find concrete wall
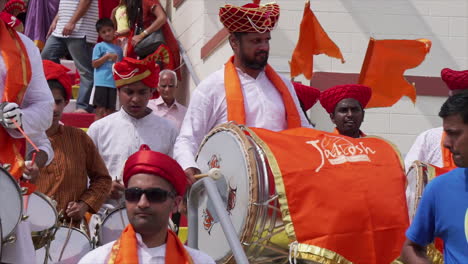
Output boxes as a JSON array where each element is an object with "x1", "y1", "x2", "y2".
[{"x1": 169, "y1": 0, "x2": 468, "y2": 154}]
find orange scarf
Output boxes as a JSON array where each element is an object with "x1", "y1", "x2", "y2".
[
  {"x1": 440, "y1": 131, "x2": 456, "y2": 169},
  {"x1": 224, "y1": 56, "x2": 301, "y2": 128},
  {"x1": 0, "y1": 20, "x2": 31, "y2": 179},
  {"x1": 332, "y1": 127, "x2": 366, "y2": 137},
  {"x1": 107, "y1": 225, "x2": 193, "y2": 264}
]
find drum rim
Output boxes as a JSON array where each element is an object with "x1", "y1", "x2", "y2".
[
  {"x1": 0, "y1": 166, "x2": 23, "y2": 241},
  {"x1": 195, "y1": 122, "x2": 263, "y2": 263},
  {"x1": 97, "y1": 206, "x2": 128, "y2": 245},
  {"x1": 27, "y1": 191, "x2": 59, "y2": 230}
]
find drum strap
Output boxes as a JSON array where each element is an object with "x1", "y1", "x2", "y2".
[
  {"x1": 224, "y1": 56, "x2": 302, "y2": 129},
  {"x1": 0, "y1": 20, "x2": 31, "y2": 179},
  {"x1": 107, "y1": 225, "x2": 193, "y2": 264},
  {"x1": 440, "y1": 131, "x2": 456, "y2": 169}
]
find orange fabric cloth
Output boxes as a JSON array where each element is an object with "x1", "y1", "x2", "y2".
[
  {"x1": 107, "y1": 224, "x2": 193, "y2": 264},
  {"x1": 440, "y1": 131, "x2": 457, "y2": 170},
  {"x1": 289, "y1": 1, "x2": 344, "y2": 80},
  {"x1": 332, "y1": 127, "x2": 366, "y2": 137},
  {"x1": 249, "y1": 127, "x2": 408, "y2": 263},
  {"x1": 0, "y1": 20, "x2": 31, "y2": 179},
  {"x1": 224, "y1": 57, "x2": 302, "y2": 129},
  {"x1": 358, "y1": 38, "x2": 431, "y2": 108}
]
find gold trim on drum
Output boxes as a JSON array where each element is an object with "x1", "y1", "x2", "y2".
[{"x1": 245, "y1": 128, "x2": 353, "y2": 264}]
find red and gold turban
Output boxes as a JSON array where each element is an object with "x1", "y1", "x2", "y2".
[
  {"x1": 219, "y1": 3, "x2": 280, "y2": 33},
  {"x1": 441, "y1": 68, "x2": 468, "y2": 91},
  {"x1": 113, "y1": 57, "x2": 158, "y2": 89},
  {"x1": 42, "y1": 60, "x2": 72, "y2": 100},
  {"x1": 4, "y1": 0, "x2": 26, "y2": 15},
  {"x1": 319, "y1": 84, "x2": 372, "y2": 113},
  {"x1": 123, "y1": 145, "x2": 187, "y2": 196},
  {"x1": 293, "y1": 82, "x2": 320, "y2": 111}
]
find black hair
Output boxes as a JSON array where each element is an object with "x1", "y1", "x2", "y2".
[
  {"x1": 96, "y1": 18, "x2": 114, "y2": 32},
  {"x1": 439, "y1": 91, "x2": 468, "y2": 124},
  {"x1": 232, "y1": 32, "x2": 247, "y2": 41},
  {"x1": 126, "y1": 0, "x2": 142, "y2": 29},
  {"x1": 47, "y1": 80, "x2": 68, "y2": 100}
]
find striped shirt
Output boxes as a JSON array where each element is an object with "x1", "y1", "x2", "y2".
[
  {"x1": 36, "y1": 125, "x2": 112, "y2": 216},
  {"x1": 52, "y1": 0, "x2": 99, "y2": 43}
]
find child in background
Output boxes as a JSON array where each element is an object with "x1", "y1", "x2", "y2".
[
  {"x1": 91, "y1": 18, "x2": 123, "y2": 120},
  {"x1": 111, "y1": 0, "x2": 129, "y2": 55}
]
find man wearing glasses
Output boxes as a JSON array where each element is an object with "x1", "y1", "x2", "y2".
[
  {"x1": 79, "y1": 145, "x2": 214, "y2": 263},
  {"x1": 148, "y1": 69, "x2": 187, "y2": 131}
]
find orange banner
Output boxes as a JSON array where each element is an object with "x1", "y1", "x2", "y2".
[
  {"x1": 359, "y1": 38, "x2": 431, "y2": 108},
  {"x1": 289, "y1": 1, "x2": 344, "y2": 80},
  {"x1": 248, "y1": 127, "x2": 408, "y2": 264}
]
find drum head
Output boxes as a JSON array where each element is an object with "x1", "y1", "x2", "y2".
[
  {"x1": 99, "y1": 208, "x2": 129, "y2": 245},
  {"x1": 41, "y1": 227, "x2": 92, "y2": 264},
  {"x1": 27, "y1": 192, "x2": 57, "y2": 232},
  {"x1": 406, "y1": 161, "x2": 428, "y2": 222},
  {"x1": 0, "y1": 168, "x2": 23, "y2": 240},
  {"x1": 195, "y1": 125, "x2": 257, "y2": 262}
]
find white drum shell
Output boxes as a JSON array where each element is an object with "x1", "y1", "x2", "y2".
[{"x1": 0, "y1": 168, "x2": 23, "y2": 240}]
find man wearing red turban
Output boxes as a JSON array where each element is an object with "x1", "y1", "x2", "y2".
[
  {"x1": 79, "y1": 145, "x2": 215, "y2": 264},
  {"x1": 405, "y1": 68, "x2": 468, "y2": 171},
  {"x1": 87, "y1": 57, "x2": 178, "y2": 218},
  {"x1": 319, "y1": 84, "x2": 372, "y2": 138},
  {"x1": 174, "y1": 3, "x2": 311, "y2": 182}
]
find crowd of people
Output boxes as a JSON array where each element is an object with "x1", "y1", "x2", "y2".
[{"x1": 1, "y1": 0, "x2": 467, "y2": 263}]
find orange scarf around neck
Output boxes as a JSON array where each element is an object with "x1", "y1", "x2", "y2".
[
  {"x1": 0, "y1": 20, "x2": 31, "y2": 179},
  {"x1": 107, "y1": 225, "x2": 193, "y2": 264},
  {"x1": 224, "y1": 56, "x2": 301, "y2": 129},
  {"x1": 441, "y1": 131, "x2": 456, "y2": 169}
]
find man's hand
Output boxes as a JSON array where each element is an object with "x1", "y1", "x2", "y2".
[
  {"x1": 110, "y1": 180, "x2": 125, "y2": 200},
  {"x1": 23, "y1": 160, "x2": 39, "y2": 182},
  {"x1": 0, "y1": 102, "x2": 22, "y2": 129},
  {"x1": 47, "y1": 16, "x2": 58, "y2": 38},
  {"x1": 184, "y1": 167, "x2": 201, "y2": 184},
  {"x1": 66, "y1": 201, "x2": 89, "y2": 222},
  {"x1": 131, "y1": 34, "x2": 145, "y2": 46},
  {"x1": 106, "y1": 53, "x2": 118, "y2": 62},
  {"x1": 62, "y1": 22, "x2": 76, "y2": 36}
]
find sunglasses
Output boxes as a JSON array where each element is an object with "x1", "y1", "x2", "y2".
[{"x1": 124, "y1": 187, "x2": 175, "y2": 203}]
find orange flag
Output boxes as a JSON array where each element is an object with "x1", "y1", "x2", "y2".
[
  {"x1": 359, "y1": 38, "x2": 431, "y2": 108},
  {"x1": 289, "y1": 0, "x2": 344, "y2": 80}
]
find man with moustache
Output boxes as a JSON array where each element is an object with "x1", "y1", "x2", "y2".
[{"x1": 174, "y1": 3, "x2": 311, "y2": 183}]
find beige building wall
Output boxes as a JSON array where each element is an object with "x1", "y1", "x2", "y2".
[{"x1": 168, "y1": 0, "x2": 468, "y2": 155}]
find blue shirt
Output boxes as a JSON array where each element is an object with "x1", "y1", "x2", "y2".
[
  {"x1": 92, "y1": 42, "x2": 123, "y2": 88},
  {"x1": 406, "y1": 168, "x2": 468, "y2": 263}
]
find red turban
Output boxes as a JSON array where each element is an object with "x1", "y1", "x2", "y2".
[
  {"x1": 319, "y1": 84, "x2": 372, "y2": 113},
  {"x1": 293, "y1": 82, "x2": 320, "y2": 111},
  {"x1": 123, "y1": 145, "x2": 187, "y2": 196},
  {"x1": 42, "y1": 60, "x2": 72, "y2": 100},
  {"x1": 441, "y1": 68, "x2": 468, "y2": 91},
  {"x1": 113, "y1": 57, "x2": 159, "y2": 89},
  {"x1": 4, "y1": 0, "x2": 26, "y2": 15},
  {"x1": 219, "y1": 3, "x2": 280, "y2": 33}
]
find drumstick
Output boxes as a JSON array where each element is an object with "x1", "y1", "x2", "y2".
[
  {"x1": 11, "y1": 119, "x2": 40, "y2": 152},
  {"x1": 59, "y1": 195, "x2": 76, "y2": 261},
  {"x1": 194, "y1": 168, "x2": 222, "y2": 180}
]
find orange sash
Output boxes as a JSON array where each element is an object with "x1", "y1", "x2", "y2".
[
  {"x1": 107, "y1": 225, "x2": 193, "y2": 264},
  {"x1": 248, "y1": 127, "x2": 408, "y2": 264},
  {"x1": 224, "y1": 57, "x2": 301, "y2": 128},
  {"x1": 0, "y1": 20, "x2": 31, "y2": 179},
  {"x1": 440, "y1": 131, "x2": 456, "y2": 169}
]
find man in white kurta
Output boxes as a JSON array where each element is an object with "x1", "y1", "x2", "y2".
[
  {"x1": 174, "y1": 3, "x2": 311, "y2": 181},
  {"x1": 404, "y1": 68, "x2": 467, "y2": 172},
  {"x1": 0, "y1": 11, "x2": 54, "y2": 264}
]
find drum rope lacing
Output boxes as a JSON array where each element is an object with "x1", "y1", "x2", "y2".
[{"x1": 289, "y1": 241, "x2": 299, "y2": 264}]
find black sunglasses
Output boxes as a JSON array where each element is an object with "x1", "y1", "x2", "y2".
[{"x1": 124, "y1": 187, "x2": 175, "y2": 203}]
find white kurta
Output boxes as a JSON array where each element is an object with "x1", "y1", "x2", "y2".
[
  {"x1": 174, "y1": 67, "x2": 312, "y2": 170},
  {"x1": 0, "y1": 33, "x2": 54, "y2": 264},
  {"x1": 0, "y1": 33, "x2": 54, "y2": 164},
  {"x1": 404, "y1": 127, "x2": 444, "y2": 172},
  {"x1": 78, "y1": 233, "x2": 215, "y2": 264}
]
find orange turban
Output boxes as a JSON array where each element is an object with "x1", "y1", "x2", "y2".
[
  {"x1": 123, "y1": 145, "x2": 187, "y2": 196},
  {"x1": 293, "y1": 82, "x2": 320, "y2": 111},
  {"x1": 112, "y1": 57, "x2": 158, "y2": 89},
  {"x1": 219, "y1": 3, "x2": 280, "y2": 33},
  {"x1": 319, "y1": 84, "x2": 372, "y2": 113},
  {"x1": 42, "y1": 60, "x2": 72, "y2": 100},
  {"x1": 441, "y1": 68, "x2": 468, "y2": 91}
]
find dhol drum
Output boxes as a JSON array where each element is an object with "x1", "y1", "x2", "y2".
[
  {"x1": 96, "y1": 207, "x2": 177, "y2": 246},
  {"x1": 0, "y1": 167, "x2": 23, "y2": 242},
  {"x1": 26, "y1": 192, "x2": 58, "y2": 249},
  {"x1": 35, "y1": 227, "x2": 92, "y2": 264},
  {"x1": 193, "y1": 123, "x2": 289, "y2": 263},
  {"x1": 405, "y1": 160, "x2": 444, "y2": 264}
]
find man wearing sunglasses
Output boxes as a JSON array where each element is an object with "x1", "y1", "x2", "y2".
[{"x1": 79, "y1": 145, "x2": 214, "y2": 263}]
